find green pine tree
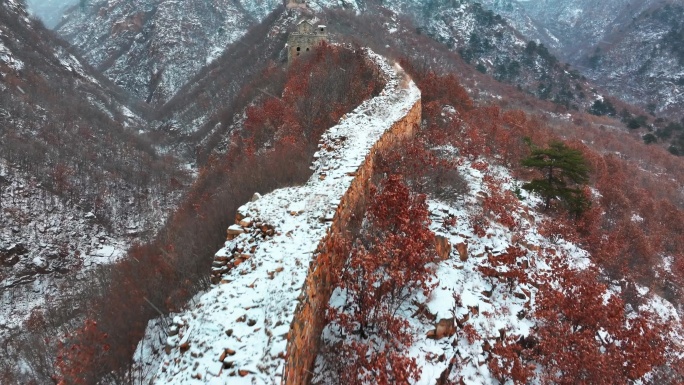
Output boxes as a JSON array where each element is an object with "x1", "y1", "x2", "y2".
[{"x1": 522, "y1": 141, "x2": 590, "y2": 215}]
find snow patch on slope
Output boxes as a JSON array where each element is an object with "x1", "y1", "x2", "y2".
[{"x1": 0, "y1": 39, "x2": 24, "y2": 71}]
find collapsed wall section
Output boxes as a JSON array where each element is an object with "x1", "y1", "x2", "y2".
[{"x1": 151, "y1": 52, "x2": 420, "y2": 385}]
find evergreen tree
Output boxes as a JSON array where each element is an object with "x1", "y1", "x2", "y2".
[{"x1": 522, "y1": 141, "x2": 590, "y2": 215}]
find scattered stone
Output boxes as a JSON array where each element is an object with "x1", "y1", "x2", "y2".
[
  {"x1": 435, "y1": 235, "x2": 451, "y2": 261},
  {"x1": 212, "y1": 260, "x2": 228, "y2": 268},
  {"x1": 456, "y1": 242, "x2": 468, "y2": 262},
  {"x1": 239, "y1": 217, "x2": 253, "y2": 228},
  {"x1": 435, "y1": 318, "x2": 456, "y2": 339},
  {"x1": 456, "y1": 313, "x2": 470, "y2": 328},
  {"x1": 226, "y1": 225, "x2": 245, "y2": 240}
]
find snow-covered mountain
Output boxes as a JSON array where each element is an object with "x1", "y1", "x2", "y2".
[
  {"x1": 578, "y1": 3, "x2": 684, "y2": 119},
  {"x1": 54, "y1": 0, "x2": 365, "y2": 106},
  {"x1": 4, "y1": 0, "x2": 684, "y2": 383},
  {"x1": 479, "y1": 0, "x2": 655, "y2": 60},
  {"x1": 478, "y1": 0, "x2": 684, "y2": 120}
]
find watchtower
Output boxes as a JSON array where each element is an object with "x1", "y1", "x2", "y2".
[{"x1": 287, "y1": 18, "x2": 328, "y2": 63}]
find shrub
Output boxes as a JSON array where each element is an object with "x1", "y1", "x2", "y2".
[
  {"x1": 521, "y1": 141, "x2": 591, "y2": 215},
  {"x1": 327, "y1": 175, "x2": 436, "y2": 384}
]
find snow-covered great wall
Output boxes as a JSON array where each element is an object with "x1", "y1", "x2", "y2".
[{"x1": 148, "y1": 52, "x2": 421, "y2": 385}]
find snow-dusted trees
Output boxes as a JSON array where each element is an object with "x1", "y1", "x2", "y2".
[
  {"x1": 534, "y1": 264, "x2": 668, "y2": 385},
  {"x1": 54, "y1": 320, "x2": 110, "y2": 385}
]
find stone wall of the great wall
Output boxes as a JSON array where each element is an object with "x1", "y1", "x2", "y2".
[{"x1": 283, "y1": 99, "x2": 422, "y2": 385}]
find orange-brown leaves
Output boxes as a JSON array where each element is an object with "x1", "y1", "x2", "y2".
[
  {"x1": 328, "y1": 175, "x2": 436, "y2": 385},
  {"x1": 534, "y1": 265, "x2": 668, "y2": 385},
  {"x1": 55, "y1": 320, "x2": 110, "y2": 385}
]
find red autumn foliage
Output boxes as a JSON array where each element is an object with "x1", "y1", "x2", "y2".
[
  {"x1": 328, "y1": 175, "x2": 436, "y2": 384},
  {"x1": 488, "y1": 336, "x2": 536, "y2": 385},
  {"x1": 481, "y1": 175, "x2": 520, "y2": 231},
  {"x1": 374, "y1": 137, "x2": 468, "y2": 203},
  {"x1": 478, "y1": 245, "x2": 529, "y2": 291},
  {"x1": 534, "y1": 263, "x2": 668, "y2": 385},
  {"x1": 54, "y1": 320, "x2": 110, "y2": 385}
]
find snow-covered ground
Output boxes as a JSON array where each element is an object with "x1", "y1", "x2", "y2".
[
  {"x1": 139, "y1": 51, "x2": 420, "y2": 385},
  {"x1": 313, "y1": 153, "x2": 682, "y2": 384}
]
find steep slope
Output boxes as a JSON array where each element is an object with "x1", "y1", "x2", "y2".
[
  {"x1": 0, "y1": 0, "x2": 185, "y2": 345},
  {"x1": 141, "y1": 52, "x2": 421, "y2": 385},
  {"x1": 479, "y1": 0, "x2": 657, "y2": 60},
  {"x1": 54, "y1": 0, "x2": 360, "y2": 106},
  {"x1": 149, "y1": 9, "x2": 290, "y2": 162}
]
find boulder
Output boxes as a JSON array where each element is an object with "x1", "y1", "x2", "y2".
[
  {"x1": 456, "y1": 242, "x2": 468, "y2": 261},
  {"x1": 435, "y1": 235, "x2": 451, "y2": 261},
  {"x1": 435, "y1": 317, "x2": 456, "y2": 339},
  {"x1": 32, "y1": 257, "x2": 49, "y2": 271}
]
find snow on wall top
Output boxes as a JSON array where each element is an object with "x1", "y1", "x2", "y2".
[{"x1": 150, "y1": 51, "x2": 420, "y2": 385}]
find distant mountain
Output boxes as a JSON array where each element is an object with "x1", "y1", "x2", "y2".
[
  {"x1": 57, "y1": 0, "x2": 258, "y2": 105},
  {"x1": 479, "y1": 0, "x2": 655, "y2": 60},
  {"x1": 578, "y1": 3, "x2": 684, "y2": 119},
  {"x1": 54, "y1": 0, "x2": 362, "y2": 106},
  {"x1": 26, "y1": 0, "x2": 77, "y2": 28},
  {"x1": 477, "y1": 0, "x2": 684, "y2": 120}
]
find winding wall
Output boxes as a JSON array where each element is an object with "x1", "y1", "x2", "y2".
[
  {"x1": 283, "y1": 98, "x2": 421, "y2": 385},
  {"x1": 151, "y1": 53, "x2": 420, "y2": 385}
]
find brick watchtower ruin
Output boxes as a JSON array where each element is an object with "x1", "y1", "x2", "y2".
[{"x1": 287, "y1": 18, "x2": 328, "y2": 63}]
